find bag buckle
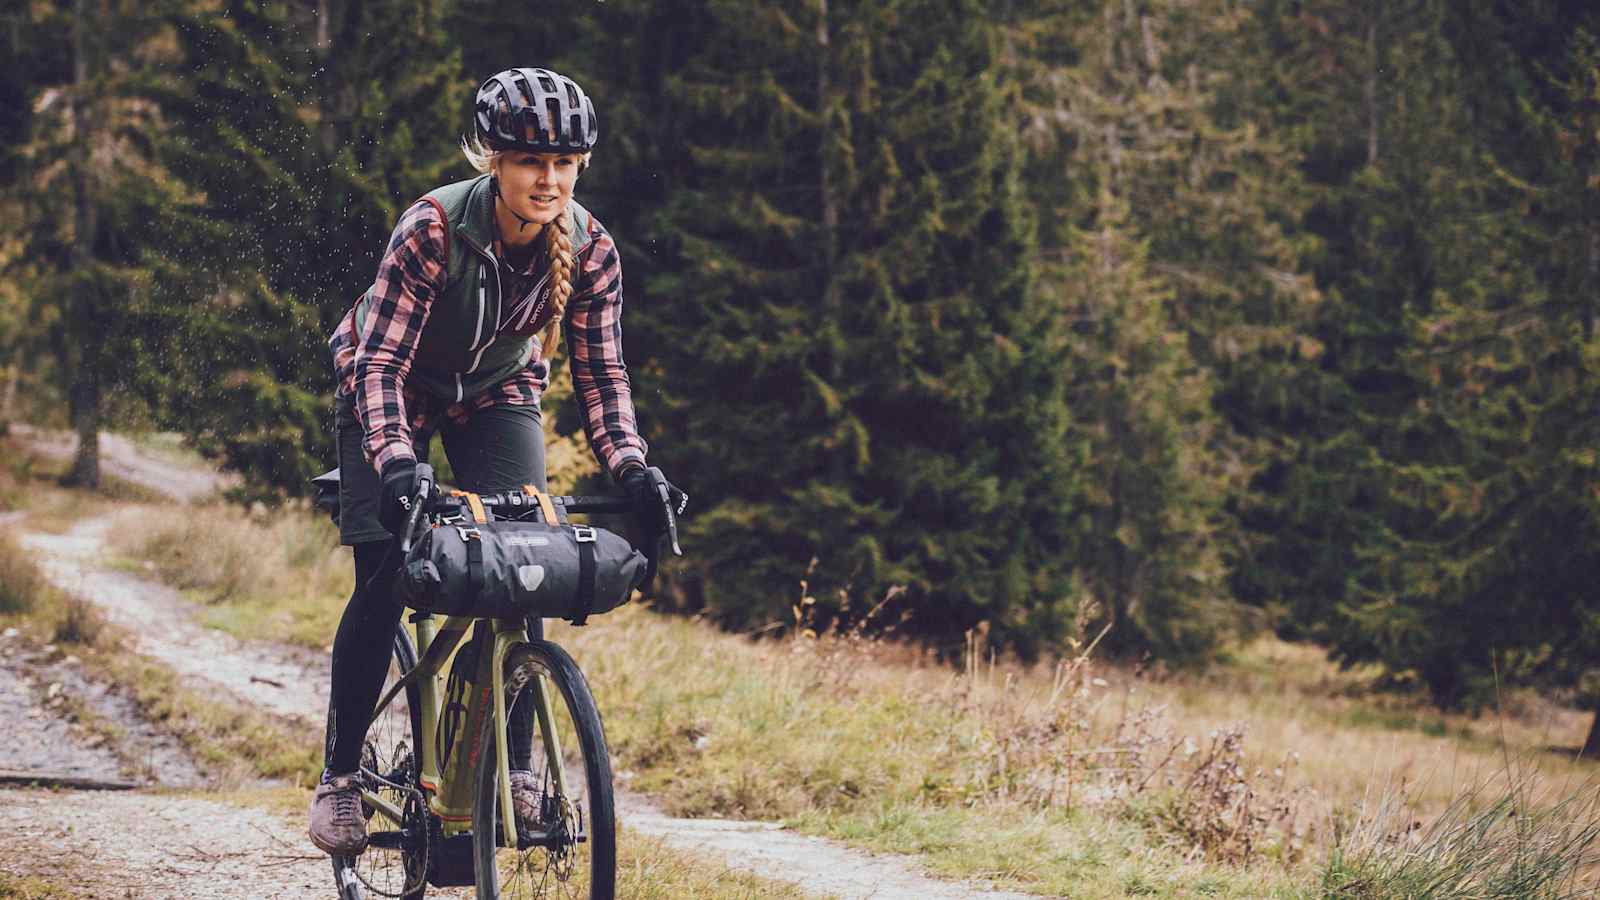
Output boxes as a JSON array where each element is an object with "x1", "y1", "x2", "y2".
[
  {"x1": 572, "y1": 525, "x2": 597, "y2": 543},
  {"x1": 455, "y1": 525, "x2": 482, "y2": 542}
]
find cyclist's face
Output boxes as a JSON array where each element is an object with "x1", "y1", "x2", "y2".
[{"x1": 493, "y1": 151, "x2": 580, "y2": 228}]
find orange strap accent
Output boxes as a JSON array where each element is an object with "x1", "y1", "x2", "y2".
[
  {"x1": 449, "y1": 491, "x2": 488, "y2": 524},
  {"x1": 522, "y1": 484, "x2": 559, "y2": 526}
]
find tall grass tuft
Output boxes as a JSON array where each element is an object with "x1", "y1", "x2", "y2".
[
  {"x1": 52, "y1": 594, "x2": 109, "y2": 647},
  {"x1": 1321, "y1": 778, "x2": 1600, "y2": 898},
  {"x1": 0, "y1": 531, "x2": 45, "y2": 615}
]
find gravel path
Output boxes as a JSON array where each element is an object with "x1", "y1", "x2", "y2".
[
  {"x1": 2, "y1": 789, "x2": 331, "y2": 900},
  {"x1": 621, "y1": 796, "x2": 1035, "y2": 900},
  {"x1": 0, "y1": 634, "x2": 126, "y2": 783},
  {"x1": 0, "y1": 628, "x2": 206, "y2": 788},
  {"x1": 20, "y1": 512, "x2": 330, "y2": 723}
]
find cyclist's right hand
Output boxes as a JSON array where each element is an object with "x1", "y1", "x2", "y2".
[{"x1": 379, "y1": 459, "x2": 419, "y2": 537}]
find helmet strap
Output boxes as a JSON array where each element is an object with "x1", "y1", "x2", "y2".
[{"x1": 490, "y1": 175, "x2": 539, "y2": 234}]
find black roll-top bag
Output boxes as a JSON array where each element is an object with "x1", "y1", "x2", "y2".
[{"x1": 397, "y1": 489, "x2": 646, "y2": 625}]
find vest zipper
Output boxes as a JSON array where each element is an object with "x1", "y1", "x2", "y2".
[
  {"x1": 461, "y1": 238, "x2": 503, "y2": 376},
  {"x1": 470, "y1": 264, "x2": 487, "y2": 350}
]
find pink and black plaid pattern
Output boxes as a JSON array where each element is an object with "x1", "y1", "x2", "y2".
[{"x1": 328, "y1": 199, "x2": 648, "y2": 479}]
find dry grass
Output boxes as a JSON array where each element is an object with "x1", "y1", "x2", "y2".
[
  {"x1": 537, "y1": 600, "x2": 1600, "y2": 896},
  {"x1": 0, "y1": 531, "x2": 47, "y2": 615},
  {"x1": 0, "y1": 873, "x2": 73, "y2": 899},
  {"x1": 51, "y1": 593, "x2": 109, "y2": 646},
  {"x1": 0, "y1": 527, "x2": 114, "y2": 651},
  {"x1": 1320, "y1": 778, "x2": 1600, "y2": 897},
  {"x1": 66, "y1": 476, "x2": 1600, "y2": 896},
  {"x1": 108, "y1": 501, "x2": 350, "y2": 649}
]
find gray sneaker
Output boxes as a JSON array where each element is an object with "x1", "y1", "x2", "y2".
[
  {"x1": 509, "y1": 769, "x2": 545, "y2": 832},
  {"x1": 309, "y1": 772, "x2": 369, "y2": 856}
]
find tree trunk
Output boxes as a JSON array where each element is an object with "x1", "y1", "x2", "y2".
[
  {"x1": 1584, "y1": 225, "x2": 1598, "y2": 338},
  {"x1": 0, "y1": 365, "x2": 17, "y2": 435},
  {"x1": 1584, "y1": 707, "x2": 1600, "y2": 759},
  {"x1": 1365, "y1": 6, "x2": 1380, "y2": 167},
  {"x1": 315, "y1": 0, "x2": 341, "y2": 157},
  {"x1": 815, "y1": 0, "x2": 847, "y2": 484},
  {"x1": 63, "y1": 0, "x2": 101, "y2": 489},
  {"x1": 65, "y1": 366, "x2": 101, "y2": 488}
]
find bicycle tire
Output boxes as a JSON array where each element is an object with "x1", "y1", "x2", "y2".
[
  {"x1": 473, "y1": 639, "x2": 616, "y2": 899},
  {"x1": 332, "y1": 623, "x2": 428, "y2": 900}
]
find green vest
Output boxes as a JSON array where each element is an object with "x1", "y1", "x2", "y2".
[{"x1": 354, "y1": 174, "x2": 595, "y2": 403}]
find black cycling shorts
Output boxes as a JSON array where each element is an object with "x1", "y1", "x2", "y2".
[{"x1": 334, "y1": 393, "x2": 547, "y2": 546}]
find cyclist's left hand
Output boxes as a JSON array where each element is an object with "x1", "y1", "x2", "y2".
[{"x1": 620, "y1": 464, "x2": 687, "y2": 542}]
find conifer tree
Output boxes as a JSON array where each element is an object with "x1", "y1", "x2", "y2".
[
  {"x1": 1213, "y1": 0, "x2": 1482, "y2": 650},
  {"x1": 1340, "y1": 6, "x2": 1600, "y2": 743},
  {"x1": 638, "y1": 0, "x2": 1078, "y2": 653},
  {"x1": 1004, "y1": 0, "x2": 1312, "y2": 658},
  {"x1": 1055, "y1": 179, "x2": 1237, "y2": 661},
  {"x1": 146, "y1": 0, "x2": 464, "y2": 495},
  {"x1": 1, "y1": 0, "x2": 180, "y2": 485}
]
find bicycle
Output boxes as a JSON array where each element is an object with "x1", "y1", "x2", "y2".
[{"x1": 314, "y1": 462, "x2": 681, "y2": 900}]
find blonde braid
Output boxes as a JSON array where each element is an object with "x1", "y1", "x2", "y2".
[{"x1": 540, "y1": 206, "x2": 577, "y2": 359}]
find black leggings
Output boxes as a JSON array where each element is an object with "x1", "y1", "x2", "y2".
[{"x1": 325, "y1": 396, "x2": 546, "y2": 775}]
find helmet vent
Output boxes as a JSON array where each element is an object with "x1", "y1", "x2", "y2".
[{"x1": 475, "y1": 67, "x2": 598, "y2": 154}]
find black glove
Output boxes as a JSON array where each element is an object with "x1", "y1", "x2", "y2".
[
  {"x1": 619, "y1": 464, "x2": 687, "y2": 544},
  {"x1": 378, "y1": 459, "x2": 419, "y2": 538}
]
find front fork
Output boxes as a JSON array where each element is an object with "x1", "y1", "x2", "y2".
[{"x1": 489, "y1": 619, "x2": 568, "y2": 849}]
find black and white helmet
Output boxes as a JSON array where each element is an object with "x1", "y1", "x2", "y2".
[{"x1": 474, "y1": 67, "x2": 598, "y2": 154}]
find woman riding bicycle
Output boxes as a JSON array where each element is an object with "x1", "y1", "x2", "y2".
[{"x1": 310, "y1": 67, "x2": 683, "y2": 857}]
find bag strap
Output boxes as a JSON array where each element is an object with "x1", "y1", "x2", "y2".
[
  {"x1": 571, "y1": 525, "x2": 597, "y2": 626},
  {"x1": 465, "y1": 528, "x2": 485, "y2": 594},
  {"x1": 521, "y1": 485, "x2": 560, "y2": 527},
  {"x1": 448, "y1": 490, "x2": 489, "y2": 524},
  {"x1": 444, "y1": 489, "x2": 489, "y2": 593}
]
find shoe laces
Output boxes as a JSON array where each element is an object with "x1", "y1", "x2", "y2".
[{"x1": 328, "y1": 776, "x2": 363, "y2": 825}]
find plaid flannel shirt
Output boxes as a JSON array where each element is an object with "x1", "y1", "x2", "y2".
[{"x1": 328, "y1": 199, "x2": 648, "y2": 479}]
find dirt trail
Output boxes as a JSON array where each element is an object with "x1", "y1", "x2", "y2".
[
  {"x1": 21, "y1": 512, "x2": 330, "y2": 723},
  {"x1": 3, "y1": 431, "x2": 1036, "y2": 899},
  {"x1": 8, "y1": 424, "x2": 238, "y2": 503}
]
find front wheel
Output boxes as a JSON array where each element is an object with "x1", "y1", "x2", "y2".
[{"x1": 473, "y1": 640, "x2": 616, "y2": 899}]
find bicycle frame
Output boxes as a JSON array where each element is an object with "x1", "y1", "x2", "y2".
[{"x1": 363, "y1": 612, "x2": 571, "y2": 850}]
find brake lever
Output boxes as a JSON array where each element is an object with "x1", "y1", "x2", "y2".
[
  {"x1": 647, "y1": 466, "x2": 684, "y2": 557},
  {"x1": 400, "y1": 463, "x2": 436, "y2": 555}
]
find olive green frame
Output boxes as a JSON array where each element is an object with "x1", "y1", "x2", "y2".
[{"x1": 362, "y1": 612, "x2": 570, "y2": 850}]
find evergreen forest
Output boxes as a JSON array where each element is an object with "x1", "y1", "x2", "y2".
[{"x1": 3, "y1": 0, "x2": 1599, "y2": 752}]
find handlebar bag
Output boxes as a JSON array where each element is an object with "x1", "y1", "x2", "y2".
[{"x1": 397, "y1": 519, "x2": 647, "y2": 624}]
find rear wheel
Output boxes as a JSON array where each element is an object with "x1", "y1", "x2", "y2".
[
  {"x1": 473, "y1": 640, "x2": 615, "y2": 899},
  {"x1": 332, "y1": 623, "x2": 428, "y2": 899}
]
